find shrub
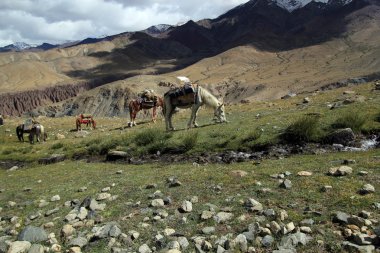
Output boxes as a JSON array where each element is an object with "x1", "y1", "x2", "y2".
[
  {"x1": 51, "y1": 143, "x2": 64, "y2": 149},
  {"x1": 332, "y1": 110, "x2": 366, "y2": 133},
  {"x1": 135, "y1": 129, "x2": 171, "y2": 146},
  {"x1": 182, "y1": 132, "x2": 198, "y2": 152},
  {"x1": 282, "y1": 114, "x2": 321, "y2": 143},
  {"x1": 241, "y1": 129, "x2": 262, "y2": 144}
]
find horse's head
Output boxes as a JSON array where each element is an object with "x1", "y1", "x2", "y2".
[{"x1": 214, "y1": 102, "x2": 227, "y2": 123}]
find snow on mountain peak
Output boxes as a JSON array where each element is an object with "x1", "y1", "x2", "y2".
[{"x1": 273, "y1": 0, "x2": 352, "y2": 12}]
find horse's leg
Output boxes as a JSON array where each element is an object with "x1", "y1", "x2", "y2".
[
  {"x1": 152, "y1": 107, "x2": 157, "y2": 123},
  {"x1": 188, "y1": 105, "x2": 200, "y2": 129},
  {"x1": 193, "y1": 106, "x2": 201, "y2": 128},
  {"x1": 29, "y1": 133, "x2": 33, "y2": 144},
  {"x1": 132, "y1": 111, "x2": 137, "y2": 126}
]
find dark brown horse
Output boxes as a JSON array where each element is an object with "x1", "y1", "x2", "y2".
[
  {"x1": 128, "y1": 96, "x2": 164, "y2": 127},
  {"x1": 16, "y1": 124, "x2": 46, "y2": 144}
]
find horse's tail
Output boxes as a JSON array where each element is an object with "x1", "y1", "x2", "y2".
[{"x1": 92, "y1": 119, "x2": 96, "y2": 129}]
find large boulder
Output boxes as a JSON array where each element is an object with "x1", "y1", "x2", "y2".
[
  {"x1": 326, "y1": 128, "x2": 355, "y2": 145},
  {"x1": 17, "y1": 226, "x2": 48, "y2": 243}
]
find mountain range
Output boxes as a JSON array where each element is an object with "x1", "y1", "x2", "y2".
[{"x1": 0, "y1": 0, "x2": 379, "y2": 116}]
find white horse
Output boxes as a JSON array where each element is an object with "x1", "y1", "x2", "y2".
[{"x1": 163, "y1": 86, "x2": 227, "y2": 131}]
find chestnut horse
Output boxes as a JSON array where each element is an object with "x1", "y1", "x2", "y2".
[
  {"x1": 128, "y1": 96, "x2": 164, "y2": 127},
  {"x1": 76, "y1": 114, "x2": 96, "y2": 131}
]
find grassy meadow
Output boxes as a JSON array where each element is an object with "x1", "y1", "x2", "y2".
[{"x1": 0, "y1": 82, "x2": 379, "y2": 252}]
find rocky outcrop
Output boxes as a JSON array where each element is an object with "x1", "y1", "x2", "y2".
[
  {"x1": 31, "y1": 86, "x2": 133, "y2": 117},
  {"x1": 0, "y1": 75, "x2": 127, "y2": 116}
]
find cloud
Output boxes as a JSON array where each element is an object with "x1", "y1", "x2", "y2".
[{"x1": 0, "y1": 0, "x2": 248, "y2": 47}]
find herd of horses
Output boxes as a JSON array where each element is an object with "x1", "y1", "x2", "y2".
[{"x1": 15, "y1": 82, "x2": 227, "y2": 144}]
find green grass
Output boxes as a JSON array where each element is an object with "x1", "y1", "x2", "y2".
[
  {"x1": 0, "y1": 151, "x2": 379, "y2": 252},
  {"x1": 0, "y1": 82, "x2": 379, "y2": 252},
  {"x1": 331, "y1": 109, "x2": 367, "y2": 133}
]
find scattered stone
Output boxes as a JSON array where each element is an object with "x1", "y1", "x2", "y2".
[
  {"x1": 300, "y1": 219, "x2": 314, "y2": 226},
  {"x1": 45, "y1": 207, "x2": 59, "y2": 217},
  {"x1": 116, "y1": 170, "x2": 123, "y2": 174},
  {"x1": 28, "y1": 244, "x2": 44, "y2": 253},
  {"x1": 201, "y1": 210, "x2": 214, "y2": 220},
  {"x1": 61, "y1": 224, "x2": 75, "y2": 239},
  {"x1": 68, "y1": 237, "x2": 88, "y2": 248},
  {"x1": 50, "y1": 195, "x2": 60, "y2": 202},
  {"x1": 168, "y1": 177, "x2": 182, "y2": 187},
  {"x1": 351, "y1": 233, "x2": 373, "y2": 246},
  {"x1": 214, "y1": 212, "x2": 233, "y2": 223},
  {"x1": 300, "y1": 226, "x2": 312, "y2": 234},
  {"x1": 138, "y1": 244, "x2": 152, "y2": 253},
  {"x1": 74, "y1": 131, "x2": 89, "y2": 138},
  {"x1": 261, "y1": 235, "x2": 274, "y2": 247},
  {"x1": 202, "y1": 227, "x2": 215, "y2": 235},
  {"x1": 234, "y1": 234, "x2": 248, "y2": 252},
  {"x1": 180, "y1": 201, "x2": 192, "y2": 213},
  {"x1": 69, "y1": 246, "x2": 81, "y2": 253},
  {"x1": 285, "y1": 222, "x2": 295, "y2": 233},
  {"x1": 297, "y1": 171, "x2": 312, "y2": 176},
  {"x1": 7, "y1": 241, "x2": 31, "y2": 253},
  {"x1": 328, "y1": 166, "x2": 353, "y2": 176},
  {"x1": 96, "y1": 193, "x2": 111, "y2": 201},
  {"x1": 270, "y1": 221, "x2": 281, "y2": 234},
  {"x1": 359, "y1": 184, "x2": 375, "y2": 195},
  {"x1": 358, "y1": 171, "x2": 369, "y2": 176},
  {"x1": 342, "y1": 241, "x2": 375, "y2": 253},
  {"x1": 17, "y1": 226, "x2": 48, "y2": 243},
  {"x1": 163, "y1": 228, "x2": 175, "y2": 236},
  {"x1": 280, "y1": 179, "x2": 292, "y2": 189},
  {"x1": 151, "y1": 199, "x2": 165, "y2": 208},
  {"x1": 50, "y1": 244, "x2": 62, "y2": 252},
  {"x1": 43, "y1": 222, "x2": 55, "y2": 229},
  {"x1": 102, "y1": 187, "x2": 111, "y2": 192},
  {"x1": 8, "y1": 166, "x2": 19, "y2": 171},
  {"x1": 230, "y1": 170, "x2": 248, "y2": 178},
  {"x1": 278, "y1": 232, "x2": 312, "y2": 249},
  {"x1": 244, "y1": 198, "x2": 263, "y2": 212}
]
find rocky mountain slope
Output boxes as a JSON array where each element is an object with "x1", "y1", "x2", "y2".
[{"x1": 1, "y1": 0, "x2": 380, "y2": 116}]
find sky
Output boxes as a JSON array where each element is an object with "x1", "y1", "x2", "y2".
[{"x1": 0, "y1": 0, "x2": 249, "y2": 47}]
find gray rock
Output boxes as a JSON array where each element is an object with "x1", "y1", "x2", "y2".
[
  {"x1": 89, "y1": 199, "x2": 106, "y2": 211},
  {"x1": 261, "y1": 235, "x2": 274, "y2": 247},
  {"x1": 17, "y1": 226, "x2": 48, "y2": 243},
  {"x1": 180, "y1": 201, "x2": 192, "y2": 213},
  {"x1": 177, "y1": 237, "x2": 189, "y2": 250},
  {"x1": 300, "y1": 219, "x2": 314, "y2": 226},
  {"x1": 201, "y1": 227, "x2": 215, "y2": 235},
  {"x1": 214, "y1": 212, "x2": 233, "y2": 223},
  {"x1": 279, "y1": 179, "x2": 292, "y2": 189},
  {"x1": 50, "y1": 195, "x2": 60, "y2": 202},
  {"x1": 244, "y1": 198, "x2": 263, "y2": 212},
  {"x1": 328, "y1": 166, "x2": 353, "y2": 176},
  {"x1": 342, "y1": 241, "x2": 375, "y2": 253},
  {"x1": 279, "y1": 232, "x2": 312, "y2": 249},
  {"x1": 151, "y1": 199, "x2": 165, "y2": 208},
  {"x1": 45, "y1": 207, "x2": 59, "y2": 217},
  {"x1": 68, "y1": 237, "x2": 88, "y2": 248},
  {"x1": 0, "y1": 236, "x2": 11, "y2": 253},
  {"x1": 348, "y1": 216, "x2": 365, "y2": 227},
  {"x1": 351, "y1": 233, "x2": 373, "y2": 246},
  {"x1": 96, "y1": 193, "x2": 111, "y2": 201},
  {"x1": 201, "y1": 210, "x2": 214, "y2": 220},
  {"x1": 234, "y1": 234, "x2": 248, "y2": 252},
  {"x1": 359, "y1": 184, "x2": 375, "y2": 195},
  {"x1": 38, "y1": 154, "x2": 66, "y2": 165},
  {"x1": 27, "y1": 244, "x2": 44, "y2": 253},
  {"x1": 109, "y1": 225, "x2": 122, "y2": 238},
  {"x1": 333, "y1": 211, "x2": 350, "y2": 224},
  {"x1": 7, "y1": 241, "x2": 31, "y2": 253},
  {"x1": 138, "y1": 244, "x2": 152, "y2": 253},
  {"x1": 327, "y1": 128, "x2": 355, "y2": 145}
]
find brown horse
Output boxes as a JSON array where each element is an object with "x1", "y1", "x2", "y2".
[
  {"x1": 128, "y1": 96, "x2": 164, "y2": 127},
  {"x1": 76, "y1": 114, "x2": 96, "y2": 131}
]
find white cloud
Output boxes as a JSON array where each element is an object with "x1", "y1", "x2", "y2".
[{"x1": 0, "y1": 0, "x2": 249, "y2": 47}]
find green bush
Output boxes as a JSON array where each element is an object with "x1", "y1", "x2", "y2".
[
  {"x1": 241, "y1": 129, "x2": 262, "y2": 144},
  {"x1": 282, "y1": 114, "x2": 321, "y2": 143},
  {"x1": 331, "y1": 110, "x2": 366, "y2": 133},
  {"x1": 182, "y1": 132, "x2": 198, "y2": 152},
  {"x1": 51, "y1": 143, "x2": 64, "y2": 150},
  {"x1": 135, "y1": 129, "x2": 171, "y2": 146}
]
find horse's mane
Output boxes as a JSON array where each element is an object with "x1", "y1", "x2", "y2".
[{"x1": 199, "y1": 86, "x2": 220, "y2": 108}]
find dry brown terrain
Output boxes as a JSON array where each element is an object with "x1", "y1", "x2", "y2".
[{"x1": 1, "y1": 1, "x2": 379, "y2": 116}]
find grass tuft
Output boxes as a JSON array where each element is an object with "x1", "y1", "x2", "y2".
[
  {"x1": 331, "y1": 110, "x2": 367, "y2": 133},
  {"x1": 281, "y1": 114, "x2": 322, "y2": 143}
]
